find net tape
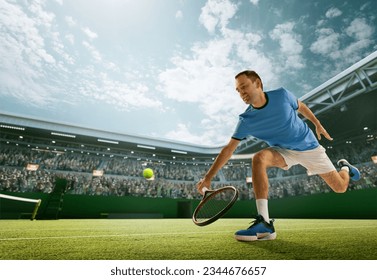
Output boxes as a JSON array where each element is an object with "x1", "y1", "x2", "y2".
[{"x1": 0, "y1": 194, "x2": 41, "y2": 204}]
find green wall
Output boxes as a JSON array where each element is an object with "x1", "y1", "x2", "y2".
[{"x1": 1, "y1": 188, "x2": 376, "y2": 219}]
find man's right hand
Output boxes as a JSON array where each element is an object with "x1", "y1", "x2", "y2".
[{"x1": 196, "y1": 178, "x2": 210, "y2": 195}]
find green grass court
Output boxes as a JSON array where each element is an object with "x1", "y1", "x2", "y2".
[{"x1": 1, "y1": 218, "x2": 376, "y2": 260}]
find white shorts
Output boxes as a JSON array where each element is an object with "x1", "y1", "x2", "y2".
[{"x1": 272, "y1": 145, "x2": 336, "y2": 176}]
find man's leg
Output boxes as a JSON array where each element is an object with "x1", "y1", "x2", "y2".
[
  {"x1": 320, "y1": 158, "x2": 361, "y2": 192},
  {"x1": 319, "y1": 170, "x2": 349, "y2": 193},
  {"x1": 234, "y1": 148, "x2": 287, "y2": 242},
  {"x1": 252, "y1": 148, "x2": 287, "y2": 199}
]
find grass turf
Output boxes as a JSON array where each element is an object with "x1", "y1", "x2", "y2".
[{"x1": 0, "y1": 218, "x2": 376, "y2": 260}]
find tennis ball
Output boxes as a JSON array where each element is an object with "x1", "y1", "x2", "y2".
[{"x1": 143, "y1": 168, "x2": 154, "y2": 179}]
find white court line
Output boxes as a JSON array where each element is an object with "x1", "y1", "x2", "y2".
[
  {"x1": 0, "y1": 225, "x2": 376, "y2": 242},
  {"x1": 0, "y1": 230, "x2": 230, "y2": 241}
]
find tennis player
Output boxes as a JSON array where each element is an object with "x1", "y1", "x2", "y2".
[{"x1": 196, "y1": 70, "x2": 360, "y2": 241}]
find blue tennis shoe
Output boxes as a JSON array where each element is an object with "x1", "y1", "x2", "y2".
[
  {"x1": 235, "y1": 215, "x2": 276, "y2": 241},
  {"x1": 337, "y1": 159, "x2": 361, "y2": 181}
]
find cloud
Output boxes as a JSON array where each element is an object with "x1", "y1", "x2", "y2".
[
  {"x1": 82, "y1": 41, "x2": 102, "y2": 62},
  {"x1": 158, "y1": 39, "x2": 237, "y2": 104},
  {"x1": 309, "y1": 28, "x2": 341, "y2": 59},
  {"x1": 325, "y1": 7, "x2": 342, "y2": 19},
  {"x1": 345, "y1": 18, "x2": 373, "y2": 41},
  {"x1": 28, "y1": 0, "x2": 55, "y2": 28},
  {"x1": 360, "y1": 3, "x2": 370, "y2": 11},
  {"x1": 342, "y1": 18, "x2": 375, "y2": 62},
  {"x1": 270, "y1": 7, "x2": 283, "y2": 18},
  {"x1": 222, "y1": 28, "x2": 277, "y2": 87},
  {"x1": 310, "y1": 17, "x2": 374, "y2": 63},
  {"x1": 65, "y1": 34, "x2": 75, "y2": 44},
  {"x1": 175, "y1": 10, "x2": 183, "y2": 20},
  {"x1": 65, "y1": 16, "x2": 76, "y2": 27},
  {"x1": 250, "y1": 0, "x2": 260, "y2": 6},
  {"x1": 77, "y1": 70, "x2": 163, "y2": 111},
  {"x1": 0, "y1": 0, "x2": 160, "y2": 115},
  {"x1": 157, "y1": 37, "x2": 243, "y2": 145},
  {"x1": 82, "y1": 27, "x2": 98, "y2": 40},
  {"x1": 309, "y1": 16, "x2": 375, "y2": 81},
  {"x1": 199, "y1": 0, "x2": 238, "y2": 33},
  {"x1": 0, "y1": 0, "x2": 59, "y2": 105},
  {"x1": 164, "y1": 123, "x2": 207, "y2": 146},
  {"x1": 269, "y1": 22, "x2": 305, "y2": 70}
]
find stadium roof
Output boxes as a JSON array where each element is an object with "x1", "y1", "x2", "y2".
[{"x1": 1, "y1": 51, "x2": 376, "y2": 159}]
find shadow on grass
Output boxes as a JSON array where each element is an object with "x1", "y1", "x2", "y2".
[
  {"x1": 234, "y1": 233, "x2": 377, "y2": 260},
  {"x1": 234, "y1": 238, "x2": 334, "y2": 260}
]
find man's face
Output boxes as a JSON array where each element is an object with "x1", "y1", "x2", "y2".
[{"x1": 235, "y1": 74, "x2": 259, "y2": 104}]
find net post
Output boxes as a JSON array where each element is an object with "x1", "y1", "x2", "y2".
[{"x1": 31, "y1": 199, "x2": 42, "y2": 221}]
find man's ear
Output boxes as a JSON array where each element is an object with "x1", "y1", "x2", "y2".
[{"x1": 255, "y1": 79, "x2": 262, "y2": 89}]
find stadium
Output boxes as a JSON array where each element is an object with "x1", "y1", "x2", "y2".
[{"x1": 0, "y1": 49, "x2": 376, "y2": 260}]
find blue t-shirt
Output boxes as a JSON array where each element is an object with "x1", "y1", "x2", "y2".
[{"x1": 232, "y1": 87, "x2": 319, "y2": 151}]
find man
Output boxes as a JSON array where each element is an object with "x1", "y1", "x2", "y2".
[{"x1": 196, "y1": 70, "x2": 360, "y2": 242}]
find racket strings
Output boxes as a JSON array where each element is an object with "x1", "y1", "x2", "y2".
[{"x1": 196, "y1": 190, "x2": 236, "y2": 222}]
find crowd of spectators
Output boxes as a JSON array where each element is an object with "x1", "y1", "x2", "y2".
[{"x1": 0, "y1": 140, "x2": 376, "y2": 200}]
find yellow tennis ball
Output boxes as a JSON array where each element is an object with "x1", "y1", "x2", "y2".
[{"x1": 143, "y1": 168, "x2": 154, "y2": 179}]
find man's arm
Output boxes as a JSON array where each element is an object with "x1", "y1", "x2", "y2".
[
  {"x1": 196, "y1": 138, "x2": 240, "y2": 194},
  {"x1": 297, "y1": 100, "x2": 333, "y2": 141}
]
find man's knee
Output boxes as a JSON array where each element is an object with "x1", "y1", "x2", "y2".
[
  {"x1": 252, "y1": 149, "x2": 286, "y2": 169},
  {"x1": 252, "y1": 150, "x2": 270, "y2": 167}
]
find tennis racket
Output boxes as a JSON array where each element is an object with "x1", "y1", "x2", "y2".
[{"x1": 192, "y1": 186, "x2": 238, "y2": 226}]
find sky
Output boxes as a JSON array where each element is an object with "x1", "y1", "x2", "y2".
[{"x1": 0, "y1": 0, "x2": 376, "y2": 147}]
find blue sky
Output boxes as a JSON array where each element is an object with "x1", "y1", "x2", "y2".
[{"x1": 0, "y1": 0, "x2": 376, "y2": 146}]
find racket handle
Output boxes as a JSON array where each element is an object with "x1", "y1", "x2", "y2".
[{"x1": 202, "y1": 187, "x2": 208, "y2": 194}]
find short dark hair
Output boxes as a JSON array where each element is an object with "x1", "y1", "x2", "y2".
[{"x1": 235, "y1": 70, "x2": 263, "y2": 90}]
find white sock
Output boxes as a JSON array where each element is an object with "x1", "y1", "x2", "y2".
[
  {"x1": 256, "y1": 199, "x2": 270, "y2": 223},
  {"x1": 341, "y1": 166, "x2": 350, "y2": 173}
]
